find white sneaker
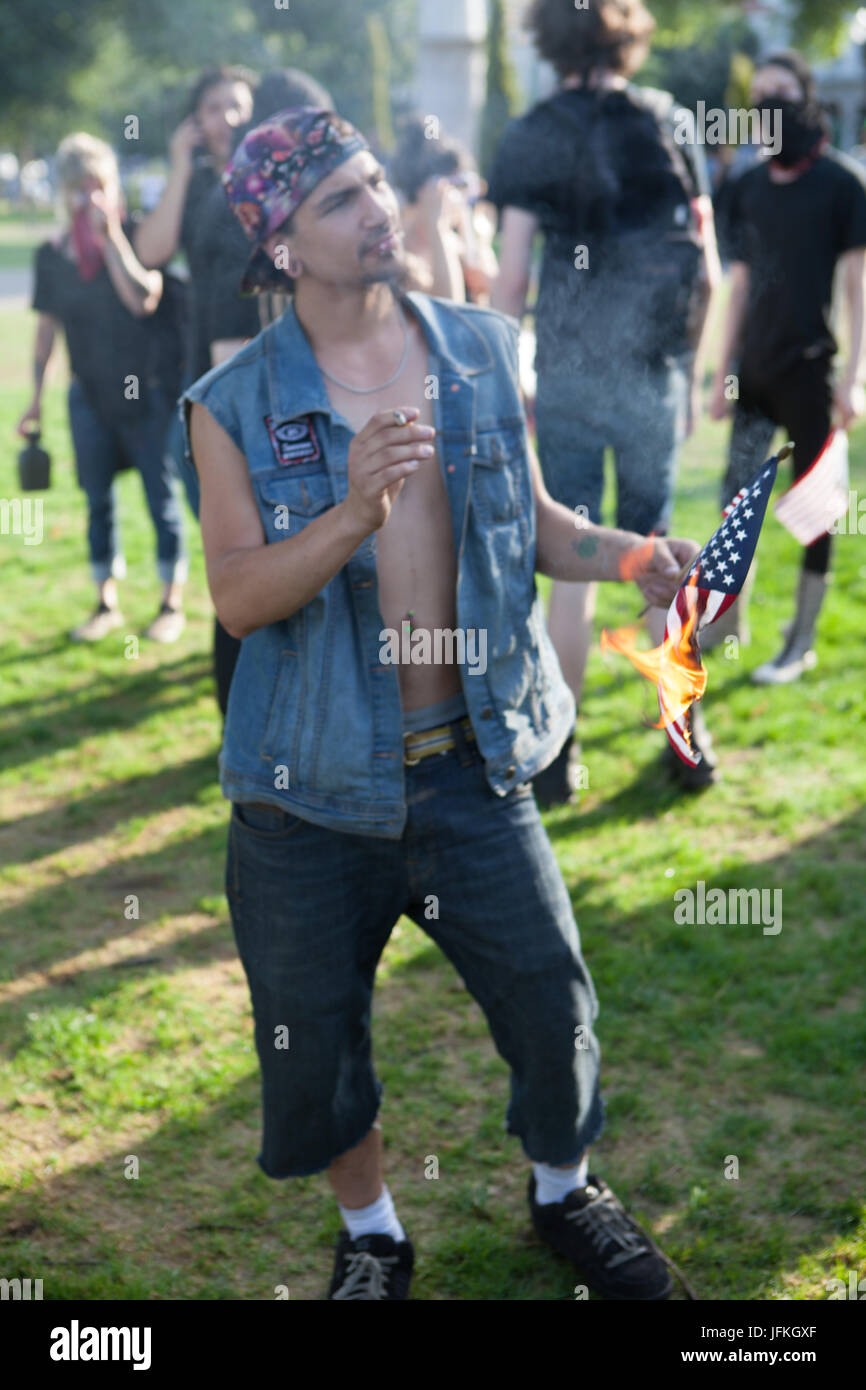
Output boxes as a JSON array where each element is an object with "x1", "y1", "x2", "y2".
[
  {"x1": 142, "y1": 605, "x2": 185, "y2": 643},
  {"x1": 752, "y1": 648, "x2": 817, "y2": 685},
  {"x1": 70, "y1": 605, "x2": 124, "y2": 642}
]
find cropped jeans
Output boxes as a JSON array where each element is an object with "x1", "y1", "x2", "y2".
[
  {"x1": 67, "y1": 377, "x2": 188, "y2": 586},
  {"x1": 225, "y1": 718, "x2": 605, "y2": 1178}
]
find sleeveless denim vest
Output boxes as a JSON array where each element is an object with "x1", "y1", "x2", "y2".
[{"x1": 180, "y1": 291, "x2": 575, "y2": 838}]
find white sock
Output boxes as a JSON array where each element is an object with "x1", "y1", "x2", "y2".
[
  {"x1": 338, "y1": 1183, "x2": 406, "y2": 1243},
  {"x1": 533, "y1": 1154, "x2": 589, "y2": 1205}
]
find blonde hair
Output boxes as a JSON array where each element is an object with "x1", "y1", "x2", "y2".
[{"x1": 56, "y1": 132, "x2": 119, "y2": 193}]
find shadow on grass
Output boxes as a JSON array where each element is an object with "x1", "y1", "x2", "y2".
[
  {"x1": 0, "y1": 650, "x2": 215, "y2": 775},
  {"x1": 0, "y1": 819, "x2": 230, "y2": 996},
  {"x1": 0, "y1": 749, "x2": 220, "y2": 865},
  {"x1": 0, "y1": 638, "x2": 78, "y2": 666},
  {"x1": 546, "y1": 748, "x2": 687, "y2": 841},
  {"x1": 0, "y1": 808, "x2": 864, "y2": 1299}
]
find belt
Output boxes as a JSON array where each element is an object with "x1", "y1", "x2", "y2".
[{"x1": 403, "y1": 715, "x2": 475, "y2": 766}]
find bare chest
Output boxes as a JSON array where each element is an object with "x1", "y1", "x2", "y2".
[{"x1": 323, "y1": 329, "x2": 452, "y2": 543}]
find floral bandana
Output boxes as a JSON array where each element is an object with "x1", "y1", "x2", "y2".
[{"x1": 222, "y1": 106, "x2": 370, "y2": 293}]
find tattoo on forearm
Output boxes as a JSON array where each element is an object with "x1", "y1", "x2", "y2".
[{"x1": 572, "y1": 534, "x2": 599, "y2": 558}]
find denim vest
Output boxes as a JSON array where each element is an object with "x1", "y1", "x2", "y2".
[{"x1": 180, "y1": 291, "x2": 575, "y2": 839}]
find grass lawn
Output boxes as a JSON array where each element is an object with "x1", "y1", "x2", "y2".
[
  {"x1": 0, "y1": 210, "x2": 58, "y2": 273},
  {"x1": 1, "y1": 260, "x2": 865, "y2": 1300}
]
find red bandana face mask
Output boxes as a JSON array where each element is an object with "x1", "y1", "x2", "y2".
[
  {"x1": 68, "y1": 179, "x2": 125, "y2": 281},
  {"x1": 69, "y1": 206, "x2": 104, "y2": 281}
]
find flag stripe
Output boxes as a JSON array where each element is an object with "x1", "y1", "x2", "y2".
[{"x1": 774, "y1": 430, "x2": 849, "y2": 544}]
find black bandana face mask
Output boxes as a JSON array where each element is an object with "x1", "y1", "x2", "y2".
[{"x1": 757, "y1": 97, "x2": 826, "y2": 167}]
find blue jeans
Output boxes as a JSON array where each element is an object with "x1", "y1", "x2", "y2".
[
  {"x1": 535, "y1": 356, "x2": 689, "y2": 534},
  {"x1": 67, "y1": 378, "x2": 188, "y2": 585},
  {"x1": 226, "y1": 723, "x2": 605, "y2": 1178}
]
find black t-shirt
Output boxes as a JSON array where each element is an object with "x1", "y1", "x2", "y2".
[
  {"x1": 195, "y1": 179, "x2": 261, "y2": 353},
  {"x1": 180, "y1": 156, "x2": 260, "y2": 379},
  {"x1": 32, "y1": 216, "x2": 162, "y2": 422},
  {"x1": 726, "y1": 150, "x2": 866, "y2": 385},
  {"x1": 486, "y1": 84, "x2": 710, "y2": 370}
]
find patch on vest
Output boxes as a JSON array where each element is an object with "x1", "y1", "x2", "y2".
[{"x1": 264, "y1": 414, "x2": 322, "y2": 466}]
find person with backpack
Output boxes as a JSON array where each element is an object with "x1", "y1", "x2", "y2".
[
  {"x1": 16, "y1": 133, "x2": 188, "y2": 643},
  {"x1": 707, "y1": 52, "x2": 866, "y2": 684},
  {"x1": 489, "y1": 0, "x2": 721, "y2": 798}
]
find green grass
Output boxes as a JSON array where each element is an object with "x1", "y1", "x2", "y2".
[
  {"x1": 1, "y1": 278, "x2": 865, "y2": 1300},
  {"x1": 0, "y1": 210, "x2": 58, "y2": 272}
]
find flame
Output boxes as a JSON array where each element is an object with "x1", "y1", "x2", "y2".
[
  {"x1": 600, "y1": 588, "x2": 707, "y2": 739},
  {"x1": 617, "y1": 536, "x2": 656, "y2": 583}
]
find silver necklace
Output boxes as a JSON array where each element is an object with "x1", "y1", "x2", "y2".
[{"x1": 318, "y1": 302, "x2": 409, "y2": 393}]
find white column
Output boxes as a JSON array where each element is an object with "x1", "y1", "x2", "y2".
[{"x1": 415, "y1": 0, "x2": 488, "y2": 155}]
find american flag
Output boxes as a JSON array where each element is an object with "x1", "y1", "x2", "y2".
[
  {"x1": 773, "y1": 429, "x2": 849, "y2": 545},
  {"x1": 662, "y1": 452, "x2": 779, "y2": 767}
]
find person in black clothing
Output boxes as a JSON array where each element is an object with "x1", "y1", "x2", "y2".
[
  {"x1": 17, "y1": 133, "x2": 188, "y2": 643},
  {"x1": 134, "y1": 65, "x2": 257, "y2": 385},
  {"x1": 157, "y1": 67, "x2": 333, "y2": 721},
  {"x1": 201, "y1": 68, "x2": 335, "y2": 378},
  {"x1": 134, "y1": 66, "x2": 255, "y2": 713},
  {"x1": 490, "y1": 0, "x2": 722, "y2": 797},
  {"x1": 708, "y1": 51, "x2": 866, "y2": 684}
]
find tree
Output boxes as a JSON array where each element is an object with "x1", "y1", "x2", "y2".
[
  {"x1": 0, "y1": 0, "x2": 416, "y2": 156},
  {"x1": 479, "y1": 0, "x2": 520, "y2": 181},
  {"x1": 366, "y1": 13, "x2": 396, "y2": 153},
  {"x1": 649, "y1": 0, "x2": 855, "y2": 56},
  {"x1": 638, "y1": 16, "x2": 760, "y2": 114},
  {"x1": 0, "y1": 0, "x2": 117, "y2": 149}
]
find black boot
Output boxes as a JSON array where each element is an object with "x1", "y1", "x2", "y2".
[
  {"x1": 532, "y1": 730, "x2": 582, "y2": 808},
  {"x1": 662, "y1": 703, "x2": 718, "y2": 791}
]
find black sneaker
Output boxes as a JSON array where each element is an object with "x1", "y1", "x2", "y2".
[
  {"x1": 528, "y1": 1172, "x2": 673, "y2": 1300},
  {"x1": 328, "y1": 1230, "x2": 414, "y2": 1300},
  {"x1": 662, "y1": 742, "x2": 717, "y2": 791},
  {"x1": 532, "y1": 731, "x2": 582, "y2": 809},
  {"x1": 661, "y1": 711, "x2": 718, "y2": 792}
]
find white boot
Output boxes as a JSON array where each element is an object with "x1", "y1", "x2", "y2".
[{"x1": 752, "y1": 571, "x2": 829, "y2": 685}]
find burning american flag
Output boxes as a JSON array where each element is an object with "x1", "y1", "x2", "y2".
[{"x1": 603, "y1": 449, "x2": 783, "y2": 766}]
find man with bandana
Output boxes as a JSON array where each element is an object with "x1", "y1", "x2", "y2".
[
  {"x1": 708, "y1": 51, "x2": 866, "y2": 682},
  {"x1": 181, "y1": 107, "x2": 699, "y2": 1301}
]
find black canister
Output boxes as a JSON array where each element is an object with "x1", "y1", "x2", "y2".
[{"x1": 18, "y1": 430, "x2": 51, "y2": 490}]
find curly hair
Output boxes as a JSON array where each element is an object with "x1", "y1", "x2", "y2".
[{"x1": 524, "y1": 0, "x2": 656, "y2": 80}]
